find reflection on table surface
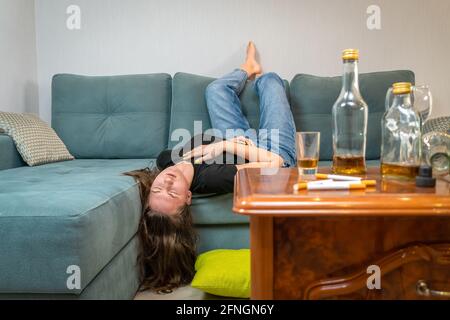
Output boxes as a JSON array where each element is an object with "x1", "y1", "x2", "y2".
[{"x1": 243, "y1": 167, "x2": 450, "y2": 197}]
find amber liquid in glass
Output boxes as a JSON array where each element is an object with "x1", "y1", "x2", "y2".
[
  {"x1": 332, "y1": 156, "x2": 366, "y2": 175},
  {"x1": 297, "y1": 158, "x2": 319, "y2": 176},
  {"x1": 381, "y1": 162, "x2": 420, "y2": 180},
  {"x1": 297, "y1": 159, "x2": 319, "y2": 168}
]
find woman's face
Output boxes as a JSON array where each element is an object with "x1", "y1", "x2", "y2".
[{"x1": 148, "y1": 166, "x2": 192, "y2": 215}]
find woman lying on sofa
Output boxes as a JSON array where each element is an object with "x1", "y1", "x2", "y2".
[{"x1": 126, "y1": 42, "x2": 297, "y2": 292}]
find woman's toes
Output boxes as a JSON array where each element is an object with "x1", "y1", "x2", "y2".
[{"x1": 241, "y1": 41, "x2": 262, "y2": 77}]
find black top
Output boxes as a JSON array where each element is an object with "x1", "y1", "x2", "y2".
[{"x1": 156, "y1": 134, "x2": 247, "y2": 195}]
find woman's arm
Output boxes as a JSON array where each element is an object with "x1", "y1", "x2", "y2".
[
  {"x1": 235, "y1": 161, "x2": 282, "y2": 170},
  {"x1": 182, "y1": 140, "x2": 284, "y2": 167},
  {"x1": 224, "y1": 141, "x2": 284, "y2": 166}
]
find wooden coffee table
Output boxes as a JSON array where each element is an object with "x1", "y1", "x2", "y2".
[{"x1": 233, "y1": 167, "x2": 450, "y2": 300}]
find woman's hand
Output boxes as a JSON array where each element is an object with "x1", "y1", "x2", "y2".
[
  {"x1": 182, "y1": 141, "x2": 227, "y2": 164},
  {"x1": 229, "y1": 136, "x2": 255, "y2": 147}
]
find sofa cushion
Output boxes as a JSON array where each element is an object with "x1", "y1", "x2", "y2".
[
  {"x1": 0, "y1": 134, "x2": 25, "y2": 171},
  {"x1": 52, "y1": 74, "x2": 172, "y2": 159},
  {"x1": 191, "y1": 193, "x2": 248, "y2": 225},
  {"x1": 0, "y1": 159, "x2": 152, "y2": 294},
  {"x1": 0, "y1": 112, "x2": 74, "y2": 166},
  {"x1": 169, "y1": 72, "x2": 289, "y2": 149},
  {"x1": 290, "y1": 70, "x2": 415, "y2": 160},
  {"x1": 196, "y1": 225, "x2": 249, "y2": 254},
  {"x1": 0, "y1": 235, "x2": 141, "y2": 300}
]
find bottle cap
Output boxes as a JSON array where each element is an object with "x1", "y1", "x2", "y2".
[
  {"x1": 342, "y1": 49, "x2": 359, "y2": 61},
  {"x1": 393, "y1": 82, "x2": 412, "y2": 95},
  {"x1": 416, "y1": 165, "x2": 436, "y2": 188}
]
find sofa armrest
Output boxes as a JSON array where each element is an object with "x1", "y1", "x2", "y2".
[{"x1": 0, "y1": 134, "x2": 25, "y2": 170}]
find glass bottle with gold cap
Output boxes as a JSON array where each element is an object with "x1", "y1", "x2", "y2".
[
  {"x1": 381, "y1": 82, "x2": 422, "y2": 179},
  {"x1": 332, "y1": 49, "x2": 368, "y2": 174}
]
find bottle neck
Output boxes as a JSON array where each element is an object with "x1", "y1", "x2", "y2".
[
  {"x1": 393, "y1": 93, "x2": 412, "y2": 108},
  {"x1": 342, "y1": 59, "x2": 360, "y2": 93}
]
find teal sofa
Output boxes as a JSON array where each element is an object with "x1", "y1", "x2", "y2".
[{"x1": 0, "y1": 70, "x2": 414, "y2": 299}]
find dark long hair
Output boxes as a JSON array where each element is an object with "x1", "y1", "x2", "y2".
[{"x1": 124, "y1": 168, "x2": 197, "y2": 292}]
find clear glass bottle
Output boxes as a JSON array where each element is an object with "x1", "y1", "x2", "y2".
[
  {"x1": 381, "y1": 82, "x2": 422, "y2": 179},
  {"x1": 332, "y1": 49, "x2": 368, "y2": 175}
]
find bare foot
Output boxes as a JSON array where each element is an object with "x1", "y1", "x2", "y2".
[{"x1": 240, "y1": 41, "x2": 262, "y2": 79}]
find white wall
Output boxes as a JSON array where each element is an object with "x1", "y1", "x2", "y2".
[
  {"x1": 34, "y1": 0, "x2": 450, "y2": 123},
  {"x1": 0, "y1": 0, "x2": 38, "y2": 114}
]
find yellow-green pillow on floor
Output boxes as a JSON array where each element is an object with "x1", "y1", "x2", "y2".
[{"x1": 191, "y1": 249, "x2": 250, "y2": 298}]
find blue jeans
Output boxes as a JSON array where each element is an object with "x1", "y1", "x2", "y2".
[{"x1": 205, "y1": 69, "x2": 297, "y2": 167}]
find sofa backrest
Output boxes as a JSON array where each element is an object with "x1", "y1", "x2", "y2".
[
  {"x1": 52, "y1": 73, "x2": 172, "y2": 159},
  {"x1": 49, "y1": 70, "x2": 414, "y2": 162},
  {"x1": 168, "y1": 72, "x2": 289, "y2": 149},
  {"x1": 290, "y1": 70, "x2": 415, "y2": 160}
]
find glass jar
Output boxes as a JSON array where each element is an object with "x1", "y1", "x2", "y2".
[
  {"x1": 422, "y1": 131, "x2": 450, "y2": 175},
  {"x1": 381, "y1": 82, "x2": 422, "y2": 179}
]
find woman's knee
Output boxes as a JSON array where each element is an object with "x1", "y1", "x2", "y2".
[
  {"x1": 206, "y1": 83, "x2": 220, "y2": 111},
  {"x1": 205, "y1": 80, "x2": 226, "y2": 100},
  {"x1": 257, "y1": 72, "x2": 283, "y2": 85},
  {"x1": 255, "y1": 73, "x2": 284, "y2": 92}
]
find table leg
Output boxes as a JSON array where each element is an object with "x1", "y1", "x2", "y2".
[{"x1": 250, "y1": 216, "x2": 273, "y2": 300}]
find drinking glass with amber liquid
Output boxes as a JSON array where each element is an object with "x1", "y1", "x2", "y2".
[
  {"x1": 296, "y1": 132, "x2": 320, "y2": 177},
  {"x1": 381, "y1": 83, "x2": 421, "y2": 180},
  {"x1": 332, "y1": 49, "x2": 368, "y2": 175}
]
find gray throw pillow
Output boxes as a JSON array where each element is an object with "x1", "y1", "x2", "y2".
[{"x1": 0, "y1": 112, "x2": 74, "y2": 166}]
